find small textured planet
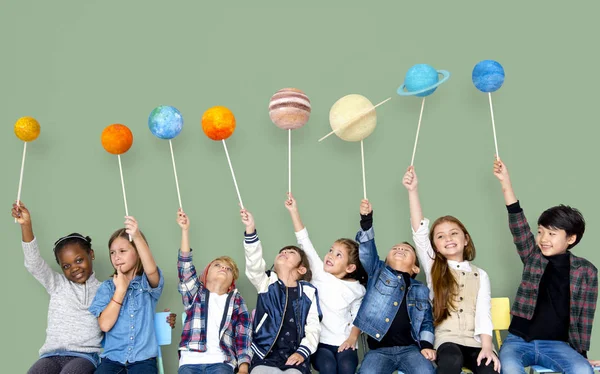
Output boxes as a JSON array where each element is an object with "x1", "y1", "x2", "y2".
[
  {"x1": 472, "y1": 60, "x2": 505, "y2": 93},
  {"x1": 202, "y1": 106, "x2": 236, "y2": 141},
  {"x1": 269, "y1": 88, "x2": 311, "y2": 130},
  {"x1": 14, "y1": 116, "x2": 40, "y2": 142},
  {"x1": 101, "y1": 124, "x2": 133, "y2": 155},
  {"x1": 329, "y1": 94, "x2": 377, "y2": 142},
  {"x1": 148, "y1": 105, "x2": 183, "y2": 139},
  {"x1": 397, "y1": 64, "x2": 450, "y2": 97}
]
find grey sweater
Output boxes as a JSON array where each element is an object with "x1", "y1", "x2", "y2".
[{"x1": 23, "y1": 238, "x2": 103, "y2": 356}]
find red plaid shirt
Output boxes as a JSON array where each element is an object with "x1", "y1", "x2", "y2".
[
  {"x1": 177, "y1": 250, "x2": 252, "y2": 367},
  {"x1": 508, "y1": 205, "x2": 598, "y2": 353}
]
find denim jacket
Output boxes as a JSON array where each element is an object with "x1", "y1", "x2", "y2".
[{"x1": 353, "y1": 227, "x2": 434, "y2": 347}]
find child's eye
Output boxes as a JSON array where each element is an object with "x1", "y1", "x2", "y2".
[
  {"x1": 63, "y1": 264, "x2": 70, "y2": 270},
  {"x1": 336, "y1": 253, "x2": 342, "y2": 258},
  {"x1": 76, "y1": 258, "x2": 83, "y2": 263},
  {"x1": 329, "y1": 249, "x2": 333, "y2": 253},
  {"x1": 549, "y1": 232, "x2": 555, "y2": 236}
]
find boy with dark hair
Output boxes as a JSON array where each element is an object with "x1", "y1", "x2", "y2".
[{"x1": 493, "y1": 158, "x2": 598, "y2": 374}]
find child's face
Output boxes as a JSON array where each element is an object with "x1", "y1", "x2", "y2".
[
  {"x1": 386, "y1": 243, "x2": 419, "y2": 275},
  {"x1": 206, "y1": 260, "x2": 234, "y2": 287},
  {"x1": 432, "y1": 221, "x2": 468, "y2": 262},
  {"x1": 109, "y1": 237, "x2": 139, "y2": 275},
  {"x1": 57, "y1": 244, "x2": 94, "y2": 284},
  {"x1": 536, "y1": 225, "x2": 576, "y2": 256},
  {"x1": 275, "y1": 248, "x2": 306, "y2": 278},
  {"x1": 323, "y1": 242, "x2": 356, "y2": 278}
]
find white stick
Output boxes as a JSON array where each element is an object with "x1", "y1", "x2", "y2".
[
  {"x1": 288, "y1": 129, "x2": 292, "y2": 197},
  {"x1": 15, "y1": 142, "x2": 27, "y2": 223},
  {"x1": 118, "y1": 155, "x2": 132, "y2": 241},
  {"x1": 410, "y1": 98, "x2": 426, "y2": 166},
  {"x1": 169, "y1": 139, "x2": 183, "y2": 209},
  {"x1": 361, "y1": 140, "x2": 367, "y2": 200},
  {"x1": 319, "y1": 97, "x2": 392, "y2": 142},
  {"x1": 489, "y1": 92, "x2": 499, "y2": 159},
  {"x1": 222, "y1": 140, "x2": 244, "y2": 209}
]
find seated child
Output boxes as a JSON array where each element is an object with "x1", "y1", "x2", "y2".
[
  {"x1": 89, "y1": 216, "x2": 164, "y2": 374},
  {"x1": 241, "y1": 208, "x2": 322, "y2": 374},
  {"x1": 176, "y1": 209, "x2": 252, "y2": 374},
  {"x1": 493, "y1": 158, "x2": 597, "y2": 374},
  {"x1": 12, "y1": 201, "x2": 102, "y2": 374},
  {"x1": 353, "y1": 199, "x2": 436, "y2": 374},
  {"x1": 284, "y1": 193, "x2": 367, "y2": 374}
]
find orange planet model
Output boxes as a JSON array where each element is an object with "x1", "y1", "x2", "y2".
[
  {"x1": 101, "y1": 124, "x2": 133, "y2": 154},
  {"x1": 201, "y1": 106, "x2": 236, "y2": 141},
  {"x1": 14, "y1": 116, "x2": 41, "y2": 142}
]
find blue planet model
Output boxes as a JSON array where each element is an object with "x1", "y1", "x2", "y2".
[
  {"x1": 397, "y1": 64, "x2": 450, "y2": 97},
  {"x1": 472, "y1": 60, "x2": 504, "y2": 93},
  {"x1": 148, "y1": 105, "x2": 183, "y2": 139}
]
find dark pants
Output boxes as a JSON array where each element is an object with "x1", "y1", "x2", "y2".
[
  {"x1": 95, "y1": 357, "x2": 157, "y2": 374},
  {"x1": 28, "y1": 356, "x2": 96, "y2": 374},
  {"x1": 312, "y1": 343, "x2": 358, "y2": 374},
  {"x1": 436, "y1": 342, "x2": 498, "y2": 374}
]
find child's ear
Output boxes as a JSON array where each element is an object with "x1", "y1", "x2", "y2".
[
  {"x1": 346, "y1": 263, "x2": 357, "y2": 274},
  {"x1": 90, "y1": 249, "x2": 95, "y2": 260},
  {"x1": 567, "y1": 234, "x2": 577, "y2": 245},
  {"x1": 412, "y1": 265, "x2": 420, "y2": 275},
  {"x1": 297, "y1": 266, "x2": 307, "y2": 276}
]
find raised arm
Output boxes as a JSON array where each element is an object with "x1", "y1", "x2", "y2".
[
  {"x1": 285, "y1": 193, "x2": 305, "y2": 232},
  {"x1": 12, "y1": 202, "x2": 61, "y2": 293},
  {"x1": 403, "y1": 166, "x2": 424, "y2": 232},
  {"x1": 241, "y1": 209, "x2": 270, "y2": 292},
  {"x1": 285, "y1": 193, "x2": 325, "y2": 278},
  {"x1": 176, "y1": 209, "x2": 202, "y2": 308},
  {"x1": 356, "y1": 199, "x2": 381, "y2": 276},
  {"x1": 125, "y1": 216, "x2": 160, "y2": 287},
  {"x1": 493, "y1": 157, "x2": 517, "y2": 206},
  {"x1": 493, "y1": 158, "x2": 536, "y2": 261},
  {"x1": 178, "y1": 208, "x2": 191, "y2": 253},
  {"x1": 403, "y1": 167, "x2": 434, "y2": 297}
]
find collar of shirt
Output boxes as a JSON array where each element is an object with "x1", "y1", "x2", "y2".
[{"x1": 447, "y1": 260, "x2": 471, "y2": 272}]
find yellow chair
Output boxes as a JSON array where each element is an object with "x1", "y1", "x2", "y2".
[{"x1": 491, "y1": 297, "x2": 511, "y2": 348}]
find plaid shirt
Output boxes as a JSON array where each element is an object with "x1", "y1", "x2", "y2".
[
  {"x1": 508, "y1": 206, "x2": 598, "y2": 353},
  {"x1": 178, "y1": 251, "x2": 252, "y2": 367}
]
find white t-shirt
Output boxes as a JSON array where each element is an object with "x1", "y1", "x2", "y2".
[
  {"x1": 296, "y1": 228, "x2": 366, "y2": 347},
  {"x1": 179, "y1": 292, "x2": 230, "y2": 367}
]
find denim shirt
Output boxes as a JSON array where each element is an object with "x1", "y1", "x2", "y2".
[
  {"x1": 352, "y1": 227, "x2": 434, "y2": 347},
  {"x1": 89, "y1": 269, "x2": 164, "y2": 364}
]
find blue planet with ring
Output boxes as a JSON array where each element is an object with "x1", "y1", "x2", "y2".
[
  {"x1": 148, "y1": 105, "x2": 183, "y2": 139},
  {"x1": 472, "y1": 60, "x2": 505, "y2": 93},
  {"x1": 397, "y1": 64, "x2": 451, "y2": 97}
]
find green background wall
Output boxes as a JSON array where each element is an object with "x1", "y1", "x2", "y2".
[{"x1": 2, "y1": 1, "x2": 598, "y2": 372}]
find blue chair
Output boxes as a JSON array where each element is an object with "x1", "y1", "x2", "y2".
[
  {"x1": 154, "y1": 311, "x2": 173, "y2": 374},
  {"x1": 530, "y1": 364, "x2": 600, "y2": 373}
]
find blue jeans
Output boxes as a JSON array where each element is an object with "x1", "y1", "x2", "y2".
[
  {"x1": 499, "y1": 333, "x2": 593, "y2": 374},
  {"x1": 178, "y1": 363, "x2": 233, "y2": 374},
  {"x1": 95, "y1": 357, "x2": 157, "y2": 374},
  {"x1": 358, "y1": 345, "x2": 435, "y2": 374},
  {"x1": 312, "y1": 343, "x2": 358, "y2": 374}
]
